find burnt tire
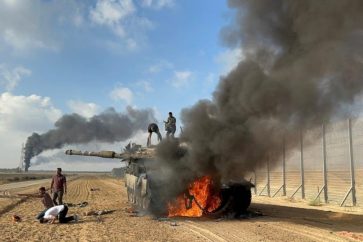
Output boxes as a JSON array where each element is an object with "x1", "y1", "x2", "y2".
[
  {"x1": 208, "y1": 183, "x2": 252, "y2": 218},
  {"x1": 232, "y1": 185, "x2": 252, "y2": 216}
]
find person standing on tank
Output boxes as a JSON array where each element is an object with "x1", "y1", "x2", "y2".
[
  {"x1": 50, "y1": 168, "x2": 67, "y2": 205},
  {"x1": 164, "y1": 112, "x2": 176, "y2": 138},
  {"x1": 147, "y1": 123, "x2": 162, "y2": 147}
]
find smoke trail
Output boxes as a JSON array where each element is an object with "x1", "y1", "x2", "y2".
[
  {"x1": 155, "y1": 0, "x2": 363, "y2": 201},
  {"x1": 23, "y1": 106, "x2": 155, "y2": 171}
]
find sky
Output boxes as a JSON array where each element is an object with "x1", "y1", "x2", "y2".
[{"x1": 0, "y1": 0, "x2": 243, "y2": 171}]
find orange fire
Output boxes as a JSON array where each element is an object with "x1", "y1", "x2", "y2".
[{"x1": 168, "y1": 176, "x2": 221, "y2": 217}]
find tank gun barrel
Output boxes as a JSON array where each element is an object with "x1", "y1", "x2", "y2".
[
  {"x1": 65, "y1": 145, "x2": 156, "y2": 160},
  {"x1": 65, "y1": 150, "x2": 126, "y2": 159}
]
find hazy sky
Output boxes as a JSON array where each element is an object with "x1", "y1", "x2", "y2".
[{"x1": 0, "y1": 0, "x2": 243, "y2": 171}]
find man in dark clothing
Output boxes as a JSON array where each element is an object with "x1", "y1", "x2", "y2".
[
  {"x1": 164, "y1": 112, "x2": 176, "y2": 138},
  {"x1": 36, "y1": 187, "x2": 54, "y2": 220},
  {"x1": 50, "y1": 168, "x2": 67, "y2": 205},
  {"x1": 147, "y1": 123, "x2": 162, "y2": 147}
]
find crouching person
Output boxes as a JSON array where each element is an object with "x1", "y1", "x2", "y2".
[
  {"x1": 36, "y1": 187, "x2": 54, "y2": 220},
  {"x1": 39, "y1": 205, "x2": 78, "y2": 224}
]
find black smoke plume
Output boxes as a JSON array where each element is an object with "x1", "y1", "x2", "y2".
[
  {"x1": 155, "y1": 0, "x2": 363, "y2": 204},
  {"x1": 24, "y1": 106, "x2": 155, "y2": 171}
]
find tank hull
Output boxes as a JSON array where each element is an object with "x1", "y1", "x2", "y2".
[{"x1": 125, "y1": 163, "x2": 254, "y2": 217}]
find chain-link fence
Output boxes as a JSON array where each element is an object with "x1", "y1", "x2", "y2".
[{"x1": 253, "y1": 118, "x2": 363, "y2": 207}]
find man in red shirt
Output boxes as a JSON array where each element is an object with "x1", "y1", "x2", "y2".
[{"x1": 50, "y1": 168, "x2": 67, "y2": 205}]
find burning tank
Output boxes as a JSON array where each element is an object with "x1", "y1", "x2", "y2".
[{"x1": 65, "y1": 144, "x2": 254, "y2": 218}]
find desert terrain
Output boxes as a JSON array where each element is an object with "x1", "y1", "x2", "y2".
[
  {"x1": 0, "y1": 175, "x2": 363, "y2": 242},
  {"x1": 0, "y1": 172, "x2": 54, "y2": 185}
]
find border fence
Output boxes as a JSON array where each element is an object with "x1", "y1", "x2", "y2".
[{"x1": 253, "y1": 118, "x2": 363, "y2": 207}]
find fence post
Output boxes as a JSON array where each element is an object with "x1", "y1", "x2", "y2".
[
  {"x1": 322, "y1": 123, "x2": 328, "y2": 203},
  {"x1": 282, "y1": 139, "x2": 286, "y2": 196},
  {"x1": 258, "y1": 160, "x2": 271, "y2": 197},
  {"x1": 340, "y1": 118, "x2": 357, "y2": 206},
  {"x1": 300, "y1": 130, "x2": 305, "y2": 199},
  {"x1": 254, "y1": 171, "x2": 257, "y2": 195},
  {"x1": 267, "y1": 158, "x2": 271, "y2": 197},
  {"x1": 290, "y1": 131, "x2": 306, "y2": 200},
  {"x1": 272, "y1": 142, "x2": 286, "y2": 198},
  {"x1": 348, "y1": 119, "x2": 357, "y2": 206}
]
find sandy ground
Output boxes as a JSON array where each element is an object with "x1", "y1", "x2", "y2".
[
  {"x1": 0, "y1": 172, "x2": 54, "y2": 185},
  {"x1": 0, "y1": 175, "x2": 363, "y2": 242},
  {"x1": 0, "y1": 178, "x2": 51, "y2": 191},
  {"x1": 0, "y1": 176, "x2": 200, "y2": 242}
]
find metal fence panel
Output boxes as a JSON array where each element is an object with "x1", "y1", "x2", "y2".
[{"x1": 253, "y1": 118, "x2": 363, "y2": 207}]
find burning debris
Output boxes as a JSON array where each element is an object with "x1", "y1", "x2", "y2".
[
  {"x1": 168, "y1": 176, "x2": 221, "y2": 217},
  {"x1": 23, "y1": 107, "x2": 156, "y2": 171},
  {"x1": 167, "y1": 175, "x2": 254, "y2": 218}
]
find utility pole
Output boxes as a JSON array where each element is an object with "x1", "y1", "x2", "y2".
[{"x1": 18, "y1": 143, "x2": 25, "y2": 172}]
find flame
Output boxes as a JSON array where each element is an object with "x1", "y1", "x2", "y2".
[{"x1": 168, "y1": 176, "x2": 221, "y2": 217}]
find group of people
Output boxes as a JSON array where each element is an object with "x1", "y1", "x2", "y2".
[
  {"x1": 36, "y1": 168, "x2": 78, "y2": 224},
  {"x1": 147, "y1": 112, "x2": 177, "y2": 147}
]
